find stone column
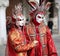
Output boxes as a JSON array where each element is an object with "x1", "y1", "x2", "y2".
[
  {"x1": 58, "y1": 7, "x2": 60, "y2": 34},
  {"x1": 55, "y1": 3, "x2": 60, "y2": 34},
  {"x1": 0, "y1": 0, "x2": 9, "y2": 45}
]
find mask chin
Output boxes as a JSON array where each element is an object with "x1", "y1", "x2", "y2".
[
  {"x1": 16, "y1": 21, "x2": 24, "y2": 27},
  {"x1": 36, "y1": 18, "x2": 43, "y2": 23},
  {"x1": 18, "y1": 24, "x2": 24, "y2": 27}
]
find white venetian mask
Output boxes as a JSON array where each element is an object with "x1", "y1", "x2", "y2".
[
  {"x1": 16, "y1": 15, "x2": 26, "y2": 26},
  {"x1": 36, "y1": 14, "x2": 44, "y2": 23}
]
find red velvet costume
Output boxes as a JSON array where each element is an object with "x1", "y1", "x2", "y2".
[
  {"x1": 6, "y1": 25, "x2": 38, "y2": 56},
  {"x1": 26, "y1": 0, "x2": 58, "y2": 56},
  {"x1": 26, "y1": 21, "x2": 57, "y2": 56}
]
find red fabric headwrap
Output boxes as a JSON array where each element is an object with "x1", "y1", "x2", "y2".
[
  {"x1": 32, "y1": 11, "x2": 45, "y2": 26},
  {"x1": 32, "y1": 18, "x2": 40, "y2": 26},
  {"x1": 37, "y1": 11, "x2": 45, "y2": 15}
]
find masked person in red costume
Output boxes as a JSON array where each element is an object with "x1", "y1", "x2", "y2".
[
  {"x1": 5, "y1": 3, "x2": 38, "y2": 56},
  {"x1": 26, "y1": 0, "x2": 58, "y2": 56}
]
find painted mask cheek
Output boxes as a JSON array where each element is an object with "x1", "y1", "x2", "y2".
[
  {"x1": 19, "y1": 22, "x2": 23, "y2": 26},
  {"x1": 37, "y1": 17, "x2": 43, "y2": 23}
]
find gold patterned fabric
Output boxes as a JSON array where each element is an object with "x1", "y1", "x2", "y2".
[{"x1": 5, "y1": 26, "x2": 35, "y2": 56}]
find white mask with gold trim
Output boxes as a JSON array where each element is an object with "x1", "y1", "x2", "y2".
[
  {"x1": 36, "y1": 14, "x2": 44, "y2": 23},
  {"x1": 16, "y1": 15, "x2": 26, "y2": 26}
]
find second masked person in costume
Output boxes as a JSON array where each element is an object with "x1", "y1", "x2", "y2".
[{"x1": 26, "y1": 0, "x2": 58, "y2": 56}]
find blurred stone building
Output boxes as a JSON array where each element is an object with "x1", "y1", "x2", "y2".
[{"x1": 0, "y1": 0, "x2": 60, "y2": 45}]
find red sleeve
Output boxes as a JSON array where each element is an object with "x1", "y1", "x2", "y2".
[
  {"x1": 8, "y1": 28, "x2": 34, "y2": 52},
  {"x1": 46, "y1": 26, "x2": 58, "y2": 56}
]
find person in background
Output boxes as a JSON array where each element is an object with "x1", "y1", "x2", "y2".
[
  {"x1": 26, "y1": 0, "x2": 58, "y2": 56},
  {"x1": 5, "y1": 3, "x2": 38, "y2": 56},
  {"x1": 48, "y1": 19, "x2": 53, "y2": 34}
]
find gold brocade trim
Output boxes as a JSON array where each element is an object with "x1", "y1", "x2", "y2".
[
  {"x1": 29, "y1": 34, "x2": 36, "y2": 37},
  {"x1": 18, "y1": 52, "x2": 27, "y2": 56}
]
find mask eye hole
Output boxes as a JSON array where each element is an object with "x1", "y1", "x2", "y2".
[
  {"x1": 42, "y1": 17, "x2": 44, "y2": 19},
  {"x1": 38, "y1": 16, "x2": 41, "y2": 18},
  {"x1": 17, "y1": 18, "x2": 21, "y2": 21}
]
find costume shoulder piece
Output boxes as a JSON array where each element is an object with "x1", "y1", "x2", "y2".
[{"x1": 8, "y1": 28, "x2": 20, "y2": 40}]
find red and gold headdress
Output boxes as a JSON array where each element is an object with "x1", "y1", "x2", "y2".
[{"x1": 27, "y1": 0, "x2": 51, "y2": 19}]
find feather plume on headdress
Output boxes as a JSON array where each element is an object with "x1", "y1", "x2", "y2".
[
  {"x1": 11, "y1": 3, "x2": 23, "y2": 24},
  {"x1": 12, "y1": 3, "x2": 22, "y2": 19}
]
